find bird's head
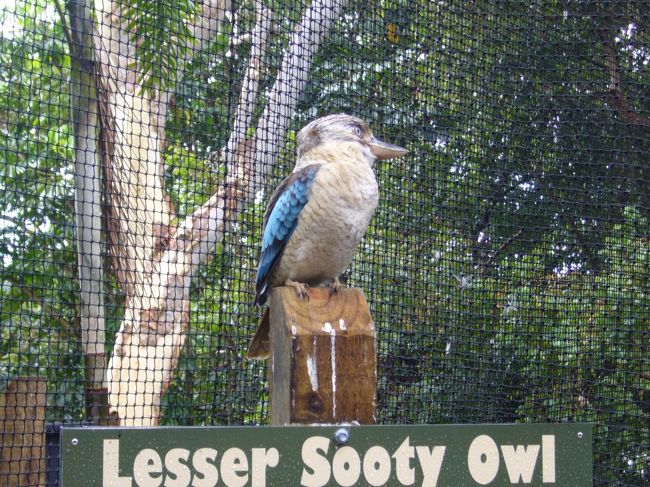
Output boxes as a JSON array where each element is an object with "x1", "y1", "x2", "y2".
[{"x1": 296, "y1": 114, "x2": 408, "y2": 167}]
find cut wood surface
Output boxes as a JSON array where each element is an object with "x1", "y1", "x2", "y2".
[{"x1": 269, "y1": 287, "x2": 377, "y2": 425}]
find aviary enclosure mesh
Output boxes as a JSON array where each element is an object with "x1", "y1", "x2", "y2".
[{"x1": 0, "y1": 0, "x2": 648, "y2": 484}]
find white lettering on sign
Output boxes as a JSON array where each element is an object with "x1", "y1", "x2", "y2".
[
  {"x1": 191, "y1": 448, "x2": 218, "y2": 487},
  {"x1": 299, "y1": 436, "x2": 446, "y2": 487},
  {"x1": 102, "y1": 439, "x2": 131, "y2": 487},
  {"x1": 134, "y1": 448, "x2": 163, "y2": 487},
  {"x1": 468, "y1": 435, "x2": 500, "y2": 484},
  {"x1": 467, "y1": 434, "x2": 557, "y2": 484},
  {"x1": 300, "y1": 436, "x2": 331, "y2": 487},
  {"x1": 220, "y1": 448, "x2": 248, "y2": 487},
  {"x1": 251, "y1": 447, "x2": 280, "y2": 487},
  {"x1": 542, "y1": 435, "x2": 556, "y2": 483},
  {"x1": 102, "y1": 440, "x2": 279, "y2": 487},
  {"x1": 332, "y1": 446, "x2": 361, "y2": 486},
  {"x1": 392, "y1": 437, "x2": 415, "y2": 485},
  {"x1": 416, "y1": 446, "x2": 446, "y2": 487},
  {"x1": 164, "y1": 448, "x2": 191, "y2": 487},
  {"x1": 501, "y1": 444, "x2": 539, "y2": 483},
  {"x1": 362, "y1": 446, "x2": 391, "y2": 486},
  {"x1": 100, "y1": 433, "x2": 560, "y2": 486}
]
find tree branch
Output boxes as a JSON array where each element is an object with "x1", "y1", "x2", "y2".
[
  {"x1": 53, "y1": 0, "x2": 74, "y2": 54},
  {"x1": 93, "y1": 0, "x2": 231, "y2": 293},
  {"x1": 596, "y1": 25, "x2": 650, "y2": 128},
  {"x1": 250, "y1": 0, "x2": 350, "y2": 194},
  {"x1": 480, "y1": 228, "x2": 524, "y2": 275},
  {"x1": 5, "y1": 276, "x2": 77, "y2": 338},
  {"x1": 224, "y1": 2, "x2": 273, "y2": 178},
  {"x1": 563, "y1": 214, "x2": 600, "y2": 273}
]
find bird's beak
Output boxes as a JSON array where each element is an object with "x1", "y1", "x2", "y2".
[{"x1": 367, "y1": 136, "x2": 409, "y2": 160}]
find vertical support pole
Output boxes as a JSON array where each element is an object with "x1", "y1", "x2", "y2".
[
  {"x1": 269, "y1": 287, "x2": 377, "y2": 425},
  {"x1": 0, "y1": 378, "x2": 47, "y2": 486},
  {"x1": 68, "y1": 0, "x2": 109, "y2": 423}
]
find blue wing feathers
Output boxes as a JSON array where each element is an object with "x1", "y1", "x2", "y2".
[{"x1": 255, "y1": 165, "x2": 320, "y2": 305}]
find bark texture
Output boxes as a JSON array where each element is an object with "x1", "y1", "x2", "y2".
[
  {"x1": 94, "y1": 0, "x2": 230, "y2": 425},
  {"x1": 96, "y1": 0, "x2": 349, "y2": 425},
  {"x1": 69, "y1": 0, "x2": 108, "y2": 423}
]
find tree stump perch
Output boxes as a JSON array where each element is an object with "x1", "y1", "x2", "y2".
[
  {"x1": 269, "y1": 287, "x2": 377, "y2": 425},
  {"x1": 0, "y1": 377, "x2": 47, "y2": 486}
]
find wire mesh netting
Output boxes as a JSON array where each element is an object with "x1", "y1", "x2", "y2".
[{"x1": 1, "y1": 0, "x2": 649, "y2": 485}]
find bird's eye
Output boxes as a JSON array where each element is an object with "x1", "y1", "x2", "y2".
[{"x1": 354, "y1": 126, "x2": 363, "y2": 136}]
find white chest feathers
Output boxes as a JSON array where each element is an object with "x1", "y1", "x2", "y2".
[
  {"x1": 274, "y1": 160, "x2": 379, "y2": 285},
  {"x1": 314, "y1": 161, "x2": 379, "y2": 240}
]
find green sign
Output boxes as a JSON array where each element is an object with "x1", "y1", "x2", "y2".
[{"x1": 60, "y1": 424, "x2": 592, "y2": 486}]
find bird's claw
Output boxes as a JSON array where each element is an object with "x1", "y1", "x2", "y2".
[
  {"x1": 329, "y1": 277, "x2": 343, "y2": 296},
  {"x1": 286, "y1": 279, "x2": 310, "y2": 300}
]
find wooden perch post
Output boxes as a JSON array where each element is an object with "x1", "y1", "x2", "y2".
[
  {"x1": 0, "y1": 378, "x2": 47, "y2": 486},
  {"x1": 269, "y1": 287, "x2": 377, "y2": 425}
]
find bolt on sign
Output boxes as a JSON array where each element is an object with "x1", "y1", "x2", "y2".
[{"x1": 60, "y1": 424, "x2": 592, "y2": 486}]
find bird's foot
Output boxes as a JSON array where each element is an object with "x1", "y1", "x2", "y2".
[
  {"x1": 329, "y1": 277, "x2": 343, "y2": 296},
  {"x1": 285, "y1": 279, "x2": 310, "y2": 300}
]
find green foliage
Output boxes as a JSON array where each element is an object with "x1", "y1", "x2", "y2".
[
  {"x1": 0, "y1": 0, "x2": 648, "y2": 484},
  {"x1": 0, "y1": 0, "x2": 86, "y2": 422},
  {"x1": 119, "y1": 0, "x2": 202, "y2": 93},
  {"x1": 300, "y1": 1, "x2": 649, "y2": 483}
]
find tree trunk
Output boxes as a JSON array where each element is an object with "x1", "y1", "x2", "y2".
[
  {"x1": 94, "y1": 0, "x2": 349, "y2": 425},
  {"x1": 93, "y1": 0, "x2": 230, "y2": 425},
  {"x1": 68, "y1": 0, "x2": 108, "y2": 423}
]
